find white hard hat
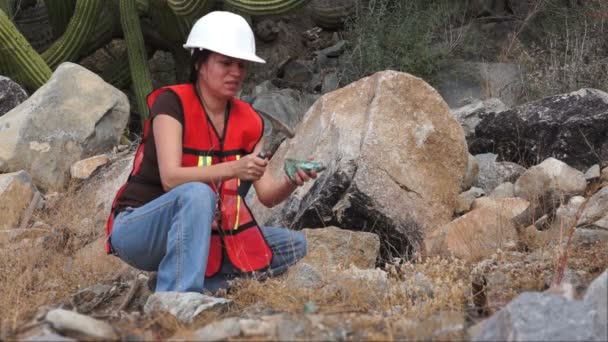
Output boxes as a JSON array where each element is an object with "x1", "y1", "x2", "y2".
[{"x1": 184, "y1": 11, "x2": 266, "y2": 64}]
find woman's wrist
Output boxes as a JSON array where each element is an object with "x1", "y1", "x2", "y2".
[{"x1": 283, "y1": 176, "x2": 298, "y2": 191}]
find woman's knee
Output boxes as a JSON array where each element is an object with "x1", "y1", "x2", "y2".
[{"x1": 172, "y1": 182, "x2": 216, "y2": 209}]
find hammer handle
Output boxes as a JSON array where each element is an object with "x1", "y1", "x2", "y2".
[{"x1": 237, "y1": 152, "x2": 266, "y2": 198}]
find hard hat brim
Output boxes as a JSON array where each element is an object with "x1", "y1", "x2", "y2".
[{"x1": 183, "y1": 45, "x2": 266, "y2": 64}]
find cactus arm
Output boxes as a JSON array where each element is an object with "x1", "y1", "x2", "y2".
[
  {"x1": 0, "y1": 0, "x2": 12, "y2": 17},
  {"x1": 224, "y1": 0, "x2": 309, "y2": 15},
  {"x1": 80, "y1": 4, "x2": 119, "y2": 58},
  {"x1": 148, "y1": 0, "x2": 191, "y2": 44},
  {"x1": 101, "y1": 54, "x2": 131, "y2": 89},
  {"x1": 119, "y1": 0, "x2": 153, "y2": 127},
  {"x1": 0, "y1": 8, "x2": 52, "y2": 89},
  {"x1": 41, "y1": 0, "x2": 104, "y2": 70},
  {"x1": 43, "y1": 0, "x2": 76, "y2": 37},
  {"x1": 167, "y1": 0, "x2": 214, "y2": 18}
]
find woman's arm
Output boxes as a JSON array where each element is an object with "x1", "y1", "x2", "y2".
[
  {"x1": 252, "y1": 137, "x2": 317, "y2": 208},
  {"x1": 154, "y1": 114, "x2": 267, "y2": 191}
]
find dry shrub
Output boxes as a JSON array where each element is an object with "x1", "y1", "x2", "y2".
[{"x1": 227, "y1": 255, "x2": 470, "y2": 324}]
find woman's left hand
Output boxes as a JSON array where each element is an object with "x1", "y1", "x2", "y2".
[
  {"x1": 286, "y1": 168, "x2": 318, "y2": 187},
  {"x1": 285, "y1": 156, "x2": 318, "y2": 187}
]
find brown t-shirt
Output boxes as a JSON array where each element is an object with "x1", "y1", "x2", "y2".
[{"x1": 115, "y1": 89, "x2": 184, "y2": 212}]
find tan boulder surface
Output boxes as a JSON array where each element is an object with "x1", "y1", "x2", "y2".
[{"x1": 251, "y1": 70, "x2": 468, "y2": 257}]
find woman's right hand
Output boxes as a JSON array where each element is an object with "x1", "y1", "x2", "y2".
[{"x1": 233, "y1": 154, "x2": 268, "y2": 181}]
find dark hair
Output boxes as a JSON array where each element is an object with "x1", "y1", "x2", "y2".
[{"x1": 189, "y1": 49, "x2": 212, "y2": 83}]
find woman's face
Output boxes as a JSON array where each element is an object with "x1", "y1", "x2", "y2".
[{"x1": 198, "y1": 52, "x2": 247, "y2": 99}]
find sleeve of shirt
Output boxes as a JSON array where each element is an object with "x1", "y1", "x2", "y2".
[{"x1": 150, "y1": 89, "x2": 184, "y2": 126}]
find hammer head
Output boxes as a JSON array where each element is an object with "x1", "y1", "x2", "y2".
[{"x1": 254, "y1": 108, "x2": 296, "y2": 139}]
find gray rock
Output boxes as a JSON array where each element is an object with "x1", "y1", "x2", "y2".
[
  {"x1": 0, "y1": 63, "x2": 130, "y2": 191},
  {"x1": 194, "y1": 317, "x2": 241, "y2": 341},
  {"x1": 602, "y1": 166, "x2": 608, "y2": 182},
  {"x1": 578, "y1": 186, "x2": 608, "y2": 227},
  {"x1": 583, "y1": 270, "x2": 608, "y2": 340},
  {"x1": 0, "y1": 76, "x2": 28, "y2": 116},
  {"x1": 46, "y1": 309, "x2": 118, "y2": 341},
  {"x1": 474, "y1": 153, "x2": 526, "y2": 193},
  {"x1": 571, "y1": 228, "x2": 608, "y2": 246},
  {"x1": 489, "y1": 182, "x2": 515, "y2": 198},
  {"x1": 450, "y1": 98, "x2": 508, "y2": 140},
  {"x1": 472, "y1": 292, "x2": 603, "y2": 341},
  {"x1": 470, "y1": 88, "x2": 608, "y2": 170},
  {"x1": 461, "y1": 153, "x2": 480, "y2": 191},
  {"x1": 455, "y1": 187, "x2": 485, "y2": 215},
  {"x1": 321, "y1": 71, "x2": 339, "y2": 94},
  {"x1": 249, "y1": 89, "x2": 308, "y2": 154},
  {"x1": 585, "y1": 164, "x2": 601, "y2": 181},
  {"x1": 317, "y1": 40, "x2": 347, "y2": 58},
  {"x1": 144, "y1": 292, "x2": 231, "y2": 324},
  {"x1": 254, "y1": 19, "x2": 280, "y2": 43},
  {"x1": 590, "y1": 216, "x2": 608, "y2": 230}
]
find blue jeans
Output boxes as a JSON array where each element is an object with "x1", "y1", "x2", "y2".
[{"x1": 109, "y1": 182, "x2": 306, "y2": 293}]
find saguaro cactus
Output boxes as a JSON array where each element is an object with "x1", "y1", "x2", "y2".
[
  {"x1": 0, "y1": 8, "x2": 52, "y2": 89},
  {"x1": 311, "y1": 0, "x2": 358, "y2": 29},
  {"x1": 43, "y1": 0, "x2": 76, "y2": 37},
  {"x1": 41, "y1": 0, "x2": 103, "y2": 69},
  {"x1": 167, "y1": 0, "x2": 214, "y2": 18},
  {"x1": 120, "y1": 0, "x2": 153, "y2": 126},
  {"x1": 225, "y1": 0, "x2": 309, "y2": 15}
]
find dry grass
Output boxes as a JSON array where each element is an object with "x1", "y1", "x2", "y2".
[
  {"x1": 0, "y1": 181, "x2": 119, "y2": 338},
  {"x1": 1, "y1": 172, "x2": 606, "y2": 341},
  {"x1": 226, "y1": 256, "x2": 471, "y2": 321}
]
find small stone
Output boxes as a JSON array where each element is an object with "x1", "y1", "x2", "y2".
[
  {"x1": 585, "y1": 164, "x2": 601, "y2": 181},
  {"x1": 583, "y1": 270, "x2": 607, "y2": 340},
  {"x1": 194, "y1": 317, "x2": 241, "y2": 341},
  {"x1": 70, "y1": 155, "x2": 110, "y2": 180},
  {"x1": 601, "y1": 166, "x2": 608, "y2": 182},
  {"x1": 317, "y1": 40, "x2": 347, "y2": 58},
  {"x1": 303, "y1": 301, "x2": 318, "y2": 314},
  {"x1": 144, "y1": 292, "x2": 231, "y2": 324},
  {"x1": 46, "y1": 309, "x2": 118, "y2": 341},
  {"x1": 239, "y1": 319, "x2": 274, "y2": 337},
  {"x1": 489, "y1": 182, "x2": 515, "y2": 198}
]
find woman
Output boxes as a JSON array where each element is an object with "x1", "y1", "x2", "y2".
[{"x1": 105, "y1": 11, "x2": 316, "y2": 294}]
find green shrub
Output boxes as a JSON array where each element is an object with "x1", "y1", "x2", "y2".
[
  {"x1": 515, "y1": 0, "x2": 608, "y2": 101},
  {"x1": 340, "y1": 0, "x2": 471, "y2": 86}
]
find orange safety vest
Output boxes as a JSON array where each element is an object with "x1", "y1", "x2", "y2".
[{"x1": 105, "y1": 84, "x2": 273, "y2": 278}]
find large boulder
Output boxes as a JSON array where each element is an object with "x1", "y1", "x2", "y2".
[
  {"x1": 514, "y1": 158, "x2": 587, "y2": 224},
  {"x1": 0, "y1": 76, "x2": 28, "y2": 116},
  {"x1": 472, "y1": 292, "x2": 606, "y2": 341},
  {"x1": 427, "y1": 197, "x2": 528, "y2": 261},
  {"x1": 302, "y1": 226, "x2": 380, "y2": 269},
  {"x1": 0, "y1": 63, "x2": 130, "y2": 191},
  {"x1": 470, "y1": 88, "x2": 608, "y2": 170},
  {"x1": 251, "y1": 70, "x2": 468, "y2": 258}
]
